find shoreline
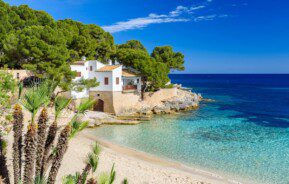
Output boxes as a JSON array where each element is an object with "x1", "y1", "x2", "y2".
[{"x1": 80, "y1": 132, "x2": 247, "y2": 184}]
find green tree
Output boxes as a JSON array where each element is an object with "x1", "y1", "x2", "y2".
[
  {"x1": 115, "y1": 42, "x2": 170, "y2": 90},
  {"x1": 117, "y1": 40, "x2": 147, "y2": 52},
  {"x1": 0, "y1": 70, "x2": 17, "y2": 110},
  {"x1": 151, "y1": 46, "x2": 185, "y2": 71}
]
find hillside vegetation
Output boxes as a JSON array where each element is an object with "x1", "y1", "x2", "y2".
[{"x1": 0, "y1": 0, "x2": 185, "y2": 90}]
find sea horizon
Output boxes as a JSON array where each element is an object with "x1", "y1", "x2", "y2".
[{"x1": 89, "y1": 74, "x2": 289, "y2": 184}]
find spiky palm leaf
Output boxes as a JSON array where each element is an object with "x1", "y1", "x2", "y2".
[
  {"x1": 75, "y1": 99, "x2": 95, "y2": 116},
  {"x1": 34, "y1": 175, "x2": 47, "y2": 184},
  {"x1": 108, "y1": 164, "x2": 116, "y2": 184},
  {"x1": 98, "y1": 173, "x2": 109, "y2": 184},
  {"x1": 77, "y1": 153, "x2": 98, "y2": 184},
  {"x1": 122, "y1": 178, "x2": 128, "y2": 184},
  {"x1": 23, "y1": 125, "x2": 37, "y2": 184},
  {"x1": 62, "y1": 172, "x2": 80, "y2": 184},
  {"x1": 12, "y1": 104, "x2": 24, "y2": 184},
  {"x1": 20, "y1": 83, "x2": 50, "y2": 124},
  {"x1": 47, "y1": 125, "x2": 71, "y2": 184},
  {"x1": 0, "y1": 133, "x2": 10, "y2": 184},
  {"x1": 35, "y1": 108, "x2": 48, "y2": 178},
  {"x1": 69, "y1": 121, "x2": 88, "y2": 139},
  {"x1": 54, "y1": 96, "x2": 71, "y2": 121}
]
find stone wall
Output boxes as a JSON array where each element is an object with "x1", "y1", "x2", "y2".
[
  {"x1": 4, "y1": 69, "x2": 32, "y2": 81},
  {"x1": 143, "y1": 88, "x2": 178, "y2": 106},
  {"x1": 112, "y1": 92, "x2": 141, "y2": 114},
  {"x1": 88, "y1": 88, "x2": 179, "y2": 115},
  {"x1": 90, "y1": 91, "x2": 115, "y2": 114}
]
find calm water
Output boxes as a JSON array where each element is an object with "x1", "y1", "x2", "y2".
[{"x1": 87, "y1": 74, "x2": 289, "y2": 184}]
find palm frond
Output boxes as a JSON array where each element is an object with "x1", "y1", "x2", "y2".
[
  {"x1": 20, "y1": 82, "x2": 51, "y2": 123},
  {"x1": 69, "y1": 121, "x2": 88, "y2": 139},
  {"x1": 122, "y1": 178, "x2": 128, "y2": 184},
  {"x1": 92, "y1": 143, "x2": 101, "y2": 156},
  {"x1": 98, "y1": 173, "x2": 109, "y2": 184},
  {"x1": 34, "y1": 175, "x2": 47, "y2": 184},
  {"x1": 62, "y1": 172, "x2": 80, "y2": 184},
  {"x1": 108, "y1": 164, "x2": 116, "y2": 184},
  {"x1": 76, "y1": 99, "x2": 95, "y2": 115},
  {"x1": 54, "y1": 96, "x2": 71, "y2": 120},
  {"x1": 87, "y1": 153, "x2": 99, "y2": 173}
]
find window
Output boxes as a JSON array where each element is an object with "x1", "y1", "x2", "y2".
[
  {"x1": 90, "y1": 66, "x2": 93, "y2": 71},
  {"x1": 116, "y1": 77, "x2": 119, "y2": 85},
  {"x1": 104, "y1": 77, "x2": 109, "y2": 85},
  {"x1": 77, "y1": 72, "x2": 81, "y2": 77}
]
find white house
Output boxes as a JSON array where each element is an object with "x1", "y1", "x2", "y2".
[{"x1": 70, "y1": 58, "x2": 142, "y2": 113}]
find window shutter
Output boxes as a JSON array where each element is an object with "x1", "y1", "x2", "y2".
[{"x1": 104, "y1": 77, "x2": 109, "y2": 85}]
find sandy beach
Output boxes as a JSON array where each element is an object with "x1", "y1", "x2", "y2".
[
  {"x1": 56, "y1": 131, "x2": 243, "y2": 184},
  {"x1": 4, "y1": 108, "x2": 244, "y2": 184}
]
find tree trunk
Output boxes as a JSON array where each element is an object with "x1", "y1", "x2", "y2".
[
  {"x1": 40, "y1": 121, "x2": 58, "y2": 177},
  {"x1": 77, "y1": 164, "x2": 91, "y2": 184},
  {"x1": 35, "y1": 108, "x2": 48, "y2": 178},
  {"x1": 23, "y1": 125, "x2": 37, "y2": 184},
  {"x1": 86, "y1": 178, "x2": 97, "y2": 184},
  {"x1": 47, "y1": 125, "x2": 71, "y2": 184},
  {"x1": 12, "y1": 104, "x2": 23, "y2": 184}
]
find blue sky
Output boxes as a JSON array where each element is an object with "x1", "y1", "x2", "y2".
[{"x1": 4, "y1": 0, "x2": 289, "y2": 73}]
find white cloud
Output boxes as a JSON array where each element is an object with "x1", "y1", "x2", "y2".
[
  {"x1": 102, "y1": 0, "x2": 226, "y2": 33},
  {"x1": 102, "y1": 17, "x2": 190, "y2": 33},
  {"x1": 194, "y1": 14, "x2": 217, "y2": 22}
]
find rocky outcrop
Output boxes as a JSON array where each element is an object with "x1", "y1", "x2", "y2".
[{"x1": 118, "y1": 89, "x2": 202, "y2": 116}]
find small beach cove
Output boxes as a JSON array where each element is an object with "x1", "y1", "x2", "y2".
[
  {"x1": 85, "y1": 74, "x2": 289, "y2": 184},
  {"x1": 61, "y1": 131, "x2": 245, "y2": 184}
]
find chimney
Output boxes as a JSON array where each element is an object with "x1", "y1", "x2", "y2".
[{"x1": 81, "y1": 56, "x2": 86, "y2": 61}]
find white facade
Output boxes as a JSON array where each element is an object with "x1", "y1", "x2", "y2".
[{"x1": 70, "y1": 60, "x2": 141, "y2": 99}]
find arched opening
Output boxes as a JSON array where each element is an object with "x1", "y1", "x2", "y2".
[{"x1": 93, "y1": 99, "x2": 104, "y2": 112}]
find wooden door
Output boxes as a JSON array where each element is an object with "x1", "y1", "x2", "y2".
[{"x1": 93, "y1": 99, "x2": 104, "y2": 112}]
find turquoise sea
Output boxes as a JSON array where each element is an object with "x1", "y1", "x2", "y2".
[{"x1": 87, "y1": 74, "x2": 289, "y2": 184}]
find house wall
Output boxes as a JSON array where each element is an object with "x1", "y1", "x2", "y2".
[
  {"x1": 112, "y1": 66, "x2": 123, "y2": 91},
  {"x1": 90, "y1": 66, "x2": 123, "y2": 92},
  {"x1": 90, "y1": 72, "x2": 113, "y2": 91},
  {"x1": 4, "y1": 70, "x2": 32, "y2": 81},
  {"x1": 71, "y1": 65, "x2": 88, "y2": 79}
]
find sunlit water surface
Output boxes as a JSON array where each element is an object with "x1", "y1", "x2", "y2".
[{"x1": 87, "y1": 74, "x2": 289, "y2": 184}]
